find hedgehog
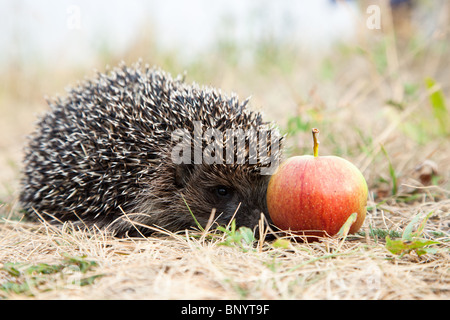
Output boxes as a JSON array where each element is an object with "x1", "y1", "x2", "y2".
[{"x1": 20, "y1": 62, "x2": 283, "y2": 236}]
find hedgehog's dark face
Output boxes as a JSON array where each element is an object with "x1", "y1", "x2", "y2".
[{"x1": 174, "y1": 164, "x2": 273, "y2": 231}]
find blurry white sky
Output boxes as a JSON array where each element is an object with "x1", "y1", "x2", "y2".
[{"x1": 0, "y1": 0, "x2": 358, "y2": 67}]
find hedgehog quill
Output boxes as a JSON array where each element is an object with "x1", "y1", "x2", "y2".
[{"x1": 20, "y1": 62, "x2": 283, "y2": 236}]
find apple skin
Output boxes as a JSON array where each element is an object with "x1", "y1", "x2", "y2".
[{"x1": 266, "y1": 155, "x2": 368, "y2": 237}]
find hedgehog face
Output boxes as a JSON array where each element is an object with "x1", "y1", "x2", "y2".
[{"x1": 174, "y1": 164, "x2": 272, "y2": 231}]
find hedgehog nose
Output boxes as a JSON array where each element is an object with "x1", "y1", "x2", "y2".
[
  {"x1": 252, "y1": 208, "x2": 275, "y2": 240},
  {"x1": 264, "y1": 211, "x2": 273, "y2": 226},
  {"x1": 252, "y1": 208, "x2": 273, "y2": 227}
]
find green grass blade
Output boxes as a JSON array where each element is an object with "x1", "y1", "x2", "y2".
[
  {"x1": 380, "y1": 144, "x2": 398, "y2": 195},
  {"x1": 181, "y1": 195, "x2": 204, "y2": 232},
  {"x1": 425, "y1": 77, "x2": 448, "y2": 134}
]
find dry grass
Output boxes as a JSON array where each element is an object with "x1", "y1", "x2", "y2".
[
  {"x1": 1, "y1": 2, "x2": 449, "y2": 300},
  {"x1": 0, "y1": 199, "x2": 448, "y2": 300}
]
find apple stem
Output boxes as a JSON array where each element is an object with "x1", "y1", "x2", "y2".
[{"x1": 312, "y1": 128, "x2": 320, "y2": 157}]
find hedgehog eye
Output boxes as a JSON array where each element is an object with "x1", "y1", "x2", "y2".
[{"x1": 215, "y1": 186, "x2": 232, "y2": 198}]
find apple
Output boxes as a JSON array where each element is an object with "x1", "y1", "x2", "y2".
[{"x1": 266, "y1": 128, "x2": 368, "y2": 238}]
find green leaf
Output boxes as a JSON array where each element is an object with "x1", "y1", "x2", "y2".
[
  {"x1": 413, "y1": 211, "x2": 434, "y2": 239},
  {"x1": 239, "y1": 227, "x2": 255, "y2": 245},
  {"x1": 272, "y1": 239, "x2": 290, "y2": 249},
  {"x1": 385, "y1": 236, "x2": 406, "y2": 255},
  {"x1": 217, "y1": 221, "x2": 255, "y2": 252},
  {"x1": 386, "y1": 211, "x2": 440, "y2": 257},
  {"x1": 337, "y1": 212, "x2": 358, "y2": 238},
  {"x1": 402, "y1": 211, "x2": 433, "y2": 241},
  {"x1": 402, "y1": 213, "x2": 423, "y2": 241},
  {"x1": 385, "y1": 236, "x2": 439, "y2": 257}
]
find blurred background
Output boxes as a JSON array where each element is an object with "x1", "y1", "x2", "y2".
[{"x1": 0, "y1": 0, "x2": 449, "y2": 209}]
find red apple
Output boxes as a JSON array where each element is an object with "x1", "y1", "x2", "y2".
[{"x1": 267, "y1": 128, "x2": 368, "y2": 238}]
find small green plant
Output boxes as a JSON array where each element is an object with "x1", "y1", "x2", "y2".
[
  {"x1": 0, "y1": 254, "x2": 101, "y2": 298},
  {"x1": 217, "y1": 220, "x2": 255, "y2": 252},
  {"x1": 363, "y1": 226, "x2": 403, "y2": 242},
  {"x1": 385, "y1": 211, "x2": 440, "y2": 258}
]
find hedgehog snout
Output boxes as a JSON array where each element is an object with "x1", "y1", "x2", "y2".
[{"x1": 232, "y1": 205, "x2": 272, "y2": 231}]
